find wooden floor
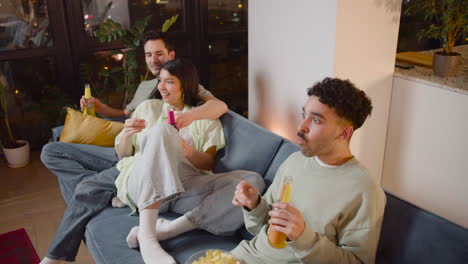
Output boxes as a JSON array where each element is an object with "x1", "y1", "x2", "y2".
[{"x1": 0, "y1": 150, "x2": 95, "y2": 263}]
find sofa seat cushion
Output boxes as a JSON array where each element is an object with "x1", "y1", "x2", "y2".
[{"x1": 85, "y1": 206, "x2": 243, "y2": 264}]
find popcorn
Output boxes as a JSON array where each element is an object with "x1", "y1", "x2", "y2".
[{"x1": 192, "y1": 250, "x2": 240, "y2": 264}]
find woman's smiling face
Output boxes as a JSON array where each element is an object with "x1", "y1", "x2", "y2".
[{"x1": 157, "y1": 68, "x2": 184, "y2": 110}]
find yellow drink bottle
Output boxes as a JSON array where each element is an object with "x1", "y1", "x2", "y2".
[
  {"x1": 268, "y1": 176, "x2": 293, "y2": 248},
  {"x1": 83, "y1": 84, "x2": 95, "y2": 116}
]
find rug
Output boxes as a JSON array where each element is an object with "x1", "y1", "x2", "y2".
[{"x1": 0, "y1": 228, "x2": 40, "y2": 264}]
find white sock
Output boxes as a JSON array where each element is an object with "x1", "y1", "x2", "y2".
[
  {"x1": 156, "y1": 215, "x2": 197, "y2": 241},
  {"x1": 126, "y1": 215, "x2": 197, "y2": 247},
  {"x1": 126, "y1": 226, "x2": 140, "y2": 248},
  {"x1": 138, "y1": 209, "x2": 176, "y2": 264},
  {"x1": 111, "y1": 196, "x2": 126, "y2": 208},
  {"x1": 39, "y1": 257, "x2": 61, "y2": 264}
]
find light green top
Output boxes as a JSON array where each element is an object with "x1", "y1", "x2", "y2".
[
  {"x1": 124, "y1": 78, "x2": 213, "y2": 113},
  {"x1": 233, "y1": 152, "x2": 386, "y2": 264},
  {"x1": 115, "y1": 99, "x2": 225, "y2": 214}
]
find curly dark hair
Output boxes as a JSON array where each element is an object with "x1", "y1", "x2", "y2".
[
  {"x1": 151, "y1": 58, "x2": 201, "y2": 107},
  {"x1": 142, "y1": 30, "x2": 175, "y2": 52},
  {"x1": 307, "y1": 77, "x2": 372, "y2": 130}
]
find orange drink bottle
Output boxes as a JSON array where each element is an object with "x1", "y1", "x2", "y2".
[{"x1": 268, "y1": 176, "x2": 293, "y2": 248}]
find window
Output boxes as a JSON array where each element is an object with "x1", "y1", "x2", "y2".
[
  {"x1": 81, "y1": 0, "x2": 185, "y2": 37},
  {"x1": 207, "y1": 0, "x2": 248, "y2": 116},
  {"x1": 0, "y1": 0, "x2": 53, "y2": 51}
]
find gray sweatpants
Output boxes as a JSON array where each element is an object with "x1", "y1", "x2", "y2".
[{"x1": 127, "y1": 123, "x2": 265, "y2": 235}]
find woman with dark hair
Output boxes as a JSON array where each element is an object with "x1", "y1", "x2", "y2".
[
  {"x1": 114, "y1": 58, "x2": 264, "y2": 264},
  {"x1": 149, "y1": 57, "x2": 202, "y2": 107}
]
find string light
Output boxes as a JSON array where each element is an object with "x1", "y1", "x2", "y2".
[
  {"x1": 14, "y1": 90, "x2": 19, "y2": 95},
  {"x1": 103, "y1": 66, "x2": 109, "y2": 70},
  {"x1": 238, "y1": 3, "x2": 243, "y2": 8}
]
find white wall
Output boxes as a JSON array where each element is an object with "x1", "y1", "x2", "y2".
[
  {"x1": 248, "y1": 0, "x2": 338, "y2": 139},
  {"x1": 334, "y1": 0, "x2": 402, "y2": 181},
  {"x1": 383, "y1": 77, "x2": 468, "y2": 228},
  {"x1": 249, "y1": 0, "x2": 402, "y2": 182}
]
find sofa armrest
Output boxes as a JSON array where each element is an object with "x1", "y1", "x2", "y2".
[{"x1": 376, "y1": 192, "x2": 468, "y2": 263}]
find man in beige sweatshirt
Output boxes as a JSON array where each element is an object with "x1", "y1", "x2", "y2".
[{"x1": 232, "y1": 77, "x2": 386, "y2": 264}]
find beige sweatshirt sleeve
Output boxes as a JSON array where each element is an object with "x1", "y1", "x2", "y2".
[
  {"x1": 242, "y1": 167, "x2": 285, "y2": 235},
  {"x1": 242, "y1": 198, "x2": 271, "y2": 235},
  {"x1": 288, "y1": 223, "x2": 382, "y2": 264}
]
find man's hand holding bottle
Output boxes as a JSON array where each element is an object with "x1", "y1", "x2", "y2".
[{"x1": 80, "y1": 96, "x2": 105, "y2": 114}]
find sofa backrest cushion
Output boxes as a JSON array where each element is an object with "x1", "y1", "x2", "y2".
[
  {"x1": 263, "y1": 140, "x2": 300, "y2": 188},
  {"x1": 214, "y1": 111, "x2": 283, "y2": 177},
  {"x1": 376, "y1": 192, "x2": 468, "y2": 264}
]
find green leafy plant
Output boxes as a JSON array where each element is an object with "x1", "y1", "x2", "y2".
[
  {"x1": 162, "y1": 14, "x2": 179, "y2": 33},
  {"x1": 0, "y1": 74, "x2": 20, "y2": 148},
  {"x1": 94, "y1": 15, "x2": 152, "y2": 107},
  {"x1": 406, "y1": 0, "x2": 468, "y2": 54}
]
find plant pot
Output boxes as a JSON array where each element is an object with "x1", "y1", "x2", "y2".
[
  {"x1": 432, "y1": 52, "x2": 462, "y2": 77},
  {"x1": 2, "y1": 140, "x2": 30, "y2": 168}
]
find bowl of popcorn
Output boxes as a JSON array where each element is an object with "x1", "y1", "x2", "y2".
[{"x1": 185, "y1": 249, "x2": 240, "y2": 264}]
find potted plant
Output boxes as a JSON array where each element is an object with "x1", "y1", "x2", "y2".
[
  {"x1": 0, "y1": 73, "x2": 30, "y2": 168},
  {"x1": 407, "y1": 0, "x2": 467, "y2": 77}
]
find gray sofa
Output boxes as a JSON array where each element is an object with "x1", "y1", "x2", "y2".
[{"x1": 55, "y1": 111, "x2": 468, "y2": 264}]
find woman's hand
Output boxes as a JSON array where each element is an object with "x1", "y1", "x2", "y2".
[
  {"x1": 180, "y1": 140, "x2": 216, "y2": 170},
  {"x1": 180, "y1": 138, "x2": 194, "y2": 159},
  {"x1": 174, "y1": 112, "x2": 195, "y2": 129},
  {"x1": 117, "y1": 118, "x2": 145, "y2": 160},
  {"x1": 122, "y1": 118, "x2": 146, "y2": 138}
]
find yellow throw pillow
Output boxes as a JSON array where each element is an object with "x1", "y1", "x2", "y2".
[{"x1": 59, "y1": 108, "x2": 124, "y2": 147}]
